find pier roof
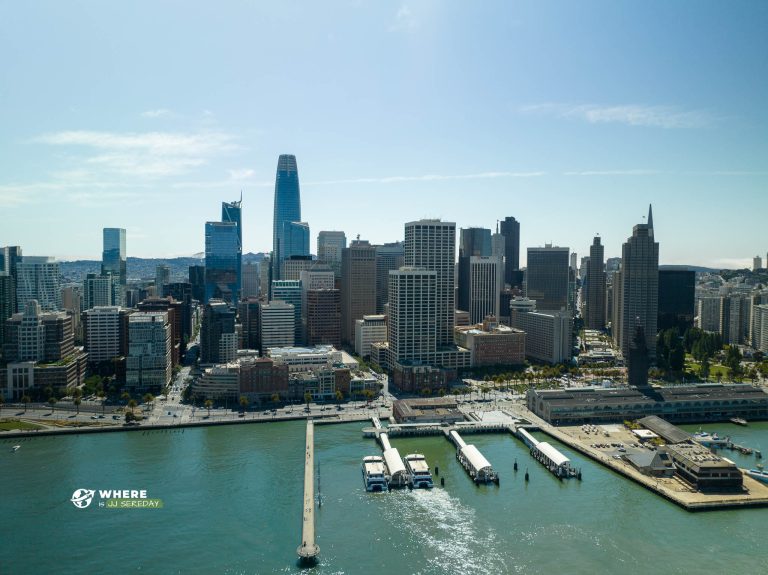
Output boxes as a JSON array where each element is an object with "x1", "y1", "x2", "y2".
[
  {"x1": 638, "y1": 416, "x2": 691, "y2": 444},
  {"x1": 383, "y1": 448, "x2": 406, "y2": 477},
  {"x1": 460, "y1": 444, "x2": 492, "y2": 473},
  {"x1": 536, "y1": 442, "x2": 570, "y2": 467}
]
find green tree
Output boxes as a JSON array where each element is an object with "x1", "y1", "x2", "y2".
[
  {"x1": 21, "y1": 395, "x2": 31, "y2": 413},
  {"x1": 121, "y1": 391, "x2": 131, "y2": 404},
  {"x1": 143, "y1": 393, "x2": 155, "y2": 411},
  {"x1": 334, "y1": 390, "x2": 344, "y2": 404},
  {"x1": 127, "y1": 399, "x2": 137, "y2": 414},
  {"x1": 700, "y1": 357, "x2": 710, "y2": 381},
  {"x1": 270, "y1": 393, "x2": 280, "y2": 404},
  {"x1": 204, "y1": 399, "x2": 213, "y2": 417},
  {"x1": 304, "y1": 392, "x2": 313, "y2": 406},
  {"x1": 239, "y1": 396, "x2": 249, "y2": 413},
  {"x1": 48, "y1": 397, "x2": 57, "y2": 414},
  {"x1": 73, "y1": 397, "x2": 81, "y2": 415}
]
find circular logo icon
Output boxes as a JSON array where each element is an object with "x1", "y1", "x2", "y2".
[{"x1": 71, "y1": 489, "x2": 96, "y2": 509}]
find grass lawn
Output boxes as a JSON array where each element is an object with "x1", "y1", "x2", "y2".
[{"x1": 0, "y1": 419, "x2": 45, "y2": 431}]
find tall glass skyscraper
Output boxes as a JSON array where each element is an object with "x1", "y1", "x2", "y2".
[
  {"x1": 500, "y1": 216, "x2": 521, "y2": 287},
  {"x1": 283, "y1": 221, "x2": 310, "y2": 261},
  {"x1": 221, "y1": 199, "x2": 242, "y2": 298},
  {"x1": 102, "y1": 228, "x2": 126, "y2": 285},
  {"x1": 205, "y1": 222, "x2": 239, "y2": 305},
  {"x1": 272, "y1": 154, "x2": 301, "y2": 280}
]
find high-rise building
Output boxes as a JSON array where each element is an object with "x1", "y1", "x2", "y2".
[
  {"x1": 259, "y1": 256, "x2": 271, "y2": 299},
  {"x1": 457, "y1": 227, "x2": 492, "y2": 314},
  {"x1": 752, "y1": 304, "x2": 768, "y2": 353},
  {"x1": 658, "y1": 269, "x2": 695, "y2": 332},
  {"x1": 466, "y1": 256, "x2": 502, "y2": 324},
  {"x1": 155, "y1": 265, "x2": 171, "y2": 291},
  {"x1": 355, "y1": 315, "x2": 387, "y2": 358},
  {"x1": 375, "y1": 242, "x2": 404, "y2": 314},
  {"x1": 283, "y1": 221, "x2": 310, "y2": 261},
  {"x1": 720, "y1": 294, "x2": 751, "y2": 345},
  {"x1": 201, "y1": 300, "x2": 236, "y2": 364},
  {"x1": 162, "y1": 282, "x2": 193, "y2": 341},
  {"x1": 83, "y1": 273, "x2": 122, "y2": 310},
  {"x1": 0, "y1": 274, "x2": 14, "y2": 349},
  {"x1": 205, "y1": 221, "x2": 239, "y2": 305},
  {"x1": 16, "y1": 256, "x2": 61, "y2": 312},
  {"x1": 84, "y1": 306, "x2": 131, "y2": 364},
  {"x1": 318, "y1": 231, "x2": 346, "y2": 279},
  {"x1": 189, "y1": 265, "x2": 206, "y2": 302},
  {"x1": 388, "y1": 268, "x2": 438, "y2": 363},
  {"x1": 259, "y1": 300, "x2": 295, "y2": 351},
  {"x1": 627, "y1": 324, "x2": 650, "y2": 389},
  {"x1": 238, "y1": 298, "x2": 260, "y2": 351},
  {"x1": 341, "y1": 240, "x2": 377, "y2": 344},
  {"x1": 272, "y1": 154, "x2": 301, "y2": 281},
  {"x1": 300, "y1": 264, "x2": 334, "y2": 343},
  {"x1": 570, "y1": 252, "x2": 578, "y2": 272},
  {"x1": 585, "y1": 236, "x2": 606, "y2": 330},
  {"x1": 242, "y1": 262, "x2": 259, "y2": 299},
  {"x1": 697, "y1": 297, "x2": 721, "y2": 332},
  {"x1": 137, "y1": 297, "x2": 185, "y2": 365},
  {"x1": 222, "y1": 198, "x2": 243, "y2": 298},
  {"x1": 499, "y1": 216, "x2": 521, "y2": 287},
  {"x1": 304, "y1": 289, "x2": 341, "y2": 347},
  {"x1": 126, "y1": 311, "x2": 172, "y2": 393},
  {"x1": 1, "y1": 246, "x2": 22, "y2": 314},
  {"x1": 102, "y1": 228, "x2": 126, "y2": 286},
  {"x1": 491, "y1": 223, "x2": 505, "y2": 260},
  {"x1": 509, "y1": 306, "x2": 572, "y2": 365},
  {"x1": 754, "y1": 256, "x2": 763, "y2": 271},
  {"x1": 613, "y1": 205, "x2": 659, "y2": 361},
  {"x1": 525, "y1": 245, "x2": 570, "y2": 312},
  {"x1": 281, "y1": 255, "x2": 314, "y2": 281},
  {"x1": 404, "y1": 219, "x2": 456, "y2": 347},
  {"x1": 272, "y1": 279, "x2": 303, "y2": 343}
]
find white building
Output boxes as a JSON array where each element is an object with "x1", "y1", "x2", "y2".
[
  {"x1": 355, "y1": 314, "x2": 387, "y2": 358},
  {"x1": 467, "y1": 256, "x2": 502, "y2": 324},
  {"x1": 84, "y1": 306, "x2": 123, "y2": 363},
  {"x1": 259, "y1": 301, "x2": 295, "y2": 350},
  {"x1": 754, "y1": 256, "x2": 763, "y2": 271},
  {"x1": 16, "y1": 256, "x2": 61, "y2": 311},
  {"x1": 267, "y1": 345, "x2": 344, "y2": 372},
  {"x1": 509, "y1": 307, "x2": 572, "y2": 364},
  {"x1": 83, "y1": 273, "x2": 121, "y2": 310},
  {"x1": 752, "y1": 304, "x2": 768, "y2": 353},
  {"x1": 126, "y1": 311, "x2": 172, "y2": 392},
  {"x1": 697, "y1": 297, "x2": 721, "y2": 332}
]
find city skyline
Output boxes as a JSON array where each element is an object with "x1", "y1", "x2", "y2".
[{"x1": 1, "y1": 2, "x2": 767, "y2": 267}]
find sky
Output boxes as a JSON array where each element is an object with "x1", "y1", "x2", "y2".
[{"x1": 1, "y1": 1, "x2": 767, "y2": 268}]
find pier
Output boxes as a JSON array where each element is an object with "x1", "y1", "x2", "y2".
[
  {"x1": 297, "y1": 420, "x2": 319, "y2": 565},
  {"x1": 517, "y1": 428, "x2": 580, "y2": 479},
  {"x1": 379, "y1": 432, "x2": 408, "y2": 487},
  {"x1": 449, "y1": 430, "x2": 499, "y2": 484}
]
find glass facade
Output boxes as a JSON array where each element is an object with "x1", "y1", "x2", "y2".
[
  {"x1": 221, "y1": 200, "x2": 242, "y2": 298},
  {"x1": 272, "y1": 154, "x2": 301, "y2": 279},
  {"x1": 102, "y1": 228, "x2": 126, "y2": 286},
  {"x1": 205, "y1": 222, "x2": 239, "y2": 305},
  {"x1": 282, "y1": 221, "x2": 310, "y2": 261}
]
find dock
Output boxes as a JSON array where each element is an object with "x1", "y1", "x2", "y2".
[
  {"x1": 297, "y1": 420, "x2": 319, "y2": 565},
  {"x1": 449, "y1": 430, "x2": 499, "y2": 484},
  {"x1": 517, "y1": 428, "x2": 580, "y2": 479},
  {"x1": 379, "y1": 432, "x2": 408, "y2": 487}
]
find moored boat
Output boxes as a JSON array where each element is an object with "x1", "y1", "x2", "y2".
[
  {"x1": 361, "y1": 455, "x2": 388, "y2": 492},
  {"x1": 403, "y1": 453, "x2": 434, "y2": 489},
  {"x1": 730, "y1": 417, "x2": 748, "y2": 426}
]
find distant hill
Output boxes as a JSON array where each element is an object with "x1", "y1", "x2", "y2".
[{"x1": 659, "y1": 265, "x2": 720, "y2": 274}]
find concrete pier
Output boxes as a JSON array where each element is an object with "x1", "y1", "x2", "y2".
[{"x1": 297, "y1": 420, "x2": 319, "y2": 565}]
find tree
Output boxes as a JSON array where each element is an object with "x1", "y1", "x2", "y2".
[
  {"x1": 270, "y1": 393, "x2": 280, "y2": 404},
  {"x1": 204, "y1": 399, "x2": 213, "y2": 417},
  {"x1": 700, "y1": 357, "x2": 710, "y2": 381},
  {"x1": 121, "y1": 391, "x2": 131, "y2": 404},
  {"x1": 73, "y1": 397, "x2": 81, "y2": 415},
  {"x1": 239, "y1": 396, "x2": 249, "y2": 413},
  {"x1": 48, "y1": 397, "x2": 57, "y2": 414},
  {"x1": 97, "y1": 390, "x2": 106, "y2": 414},
  {"x1": 334, "y1": 390, "x2": 344, "y2": 404},
  {"x1": 143, "y1": 393, "x2": 155, "y2": 411},
  {"x1": 304, "y1": 392, "x2": 313, "y2": 406},
  {"x1": 21, "y1": 395, "x2": 31, "y2": 414},
  {"x1": 127, "y1": 399, "x2": 137, "y2": 414},
  {"x1": 125, "y1": 411, "x2": 137, "y2": 423}
]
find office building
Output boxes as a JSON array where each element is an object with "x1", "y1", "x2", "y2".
[
  {"x1": 454, "y1": 318, "x2": 525, "y2": 367},
  {"x1": 155, "y1": 265, "x2": 170, "y2": 292},
  {"x1": 163, "y1": 282, "x2": 193, "y2": 341},
  {"x1": 457, "y1": 227, "x2": 492, "y2": 316},
  {"x1": 754, "y1": 256, "x2": 763, "y2": 271},
  {"x1": 499, "y1": 216, "x2": 521, "y2": 287},
  {"x1": 16, "y1": 256, "x2": 61, "y2": 312},
  {"x1": 375, "y1": 242, "x2": 404, "y2": 314},
  {"x1": 525, "y1": 245, "x2": 570, "y2": 312},
  {"x1": 697, "y1": 297, "x2": 721, "y2": 332},
  {"x1": 317, "y1": 231, "x2": 346, "y2": 279},
  {"x1": 260, "y1": 256, "x2": 271, "y2": 299},
  {"x1": 720, "y1": 294, "x2": 752, "y2": 345},
  {"x1": 84, "y1": 306, "x2": 131, "y2": 364},
  {"x1": 341, "y1": 240, "x2": 377, "y2": 344},
  {"x1": 137, "y1": 297, "x2": 184, "y2": 365},
  {"x1": 585, "y1": 236, "x2": 606, "y2": 330},
  {"x1": 272, "y1": 154, "x2": 301, "y2": 280},
  {"x1": 283, "y1": 221, "x2": 310, "y2": 262},
  {"x1": 205, "y1": 221, "x2": 239, "y2": 305},
  {"x1": 201, "y1": 300, "x2": 236, "y2": 364},
  {"x1": 752, "y1": 304, "x2": 768, "y2": 353},
  {"x1": 281, "y1": 255, "x2": 314, "y2": 282},
  {"x1": 238, "y1": 298, "x2": 260, "y2": 351},
  {"x1": 355, "y1": 315, "x2": 387, "y2": 358},
  {"x1": 491, "y1": 223, "x2": 505, "y2": 260},
  {"x1": 0, "y1": 274, "x2": 14, "y2": 355},
  {"x1": 126, "y1": 311, "x2": 172, "y2": 393},
  {"x1": 465, "y1": 256, "x2": 502, "y2": 324},
  {"x1": 658, "y1": 269, "x2": 695, "y2": 332},
  {"x1": 83, "y1": 273, "x2": 121, "y2": 310},
  {"x1": 242, "y1": 262, "x2": 259, "y2": 299},
  {"x1": 189, "y1": 265, "x2": 206, "y2": 302},
  {"x1": 304, "y1": 289, "x2": 341, "y2": 347},
  {"x1": 221, "y1": 198, "x2": 243, "y2": 299},
  {"x1": 388, "y1": 268, "x2": 438, "y2": 364},
  {"x1": 259, "y1": 301, "x2": 295, "y2": 351},
  {"x1": 272, "y1": 279, "x2": 302, "y2": 344},
  {"x1": 102, "y1": 228, "x2": 126, "y2": 286},
  {"x1": 300, "y1": 263, "x2": 334, "y2": 342},
  {"x1": 613, "y1": 205, "x2": 659, "y2": 361},
  {"x1": 509, "y1": 307, "x2": 572, "y2": 365}
]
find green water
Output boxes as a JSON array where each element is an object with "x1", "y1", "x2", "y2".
[{"x1": 1, "y1": 421, "x2": 767, "y2": 574}]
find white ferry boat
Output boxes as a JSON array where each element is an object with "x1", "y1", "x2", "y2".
[
  {"x1": 746, "y1": 464, "x2": 768, "y2": 484},
  {"x1": 403, "y1": 453, "x2": 434, "y2": 489},
  {"x1": 361, "y1": 455, "x2": 389, "y2": 492}
]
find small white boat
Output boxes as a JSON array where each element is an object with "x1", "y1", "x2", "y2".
[
  {"x1": 361, "y1": 456, "x2": 388, "y2": 492},
  {"x1": 730, "y1": 417, "x2": 748, "y2": 426},
  {"x1": 11, "y1": 445, "x2": 20, "y2": 452},
  {"x1": 404, "y1": 453, "x2": 434, "y2": 489}
]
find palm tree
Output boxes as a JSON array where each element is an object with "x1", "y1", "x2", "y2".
[
  {"x1": 48, "y1": 397, "x2": 57, "y2": 414},
  {"x1": 121, "y1": 391, "x2": 131, "y2": 404},
  {"x1": 304, "y1": 392, "x2": 313, "y2": 408},
  {"x1": 239, "y1": 396, "x2": 249, "y2": 413},
  {"x1": 270, "y1": 393, "x2": 280, "y2": 404},
  {"x1": 204, "y1": 399, "x2": 213, "y2": 417},
  {"x1": 74, "y1": 397, "x2": 81, "y2": 415},
  {"x1": 334, "y1": 390, "x2": 343, "y2": 405},
  {"x1": 127, "y1": 399, "x2": 137, "y2": 414},
  {"x1": 97, "y1": 390, "x2": 106, "y2": 414},
  {"x1": 143, "y1": 393, "x2": 155, "y2": 411},
  {"x1": 21, "y1": 395, "x2": 31, "y2": 414}
]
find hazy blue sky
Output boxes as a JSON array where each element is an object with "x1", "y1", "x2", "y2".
[{"x1": 1, "y1": 1, "x2": 766, "y2": 267}]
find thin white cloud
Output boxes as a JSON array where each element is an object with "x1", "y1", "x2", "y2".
[
  {"x1": 305, "y1": 171, "x2": 545, "y2": 186},
  {"x1": 521, "y1": 103, "x2": 713, "y2": 128},
  {"x1": 228, "y1": 168, "x2": 256, "y2": 180},
  {"x1": 34, "y1": 130, "x2": 238, "y2": 177},
  {"x1": 141, "y1": 108, "x2": 172, "y2": 118},
  {"x1": 390, "y1": 4, "x2": 417, "y2": 31}
]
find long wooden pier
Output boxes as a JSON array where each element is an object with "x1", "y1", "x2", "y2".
[{"x1": 297, "y1": 420, "x2": 319, "y2": 565}]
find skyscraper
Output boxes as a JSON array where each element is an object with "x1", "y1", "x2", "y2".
[
  {"x1": 341, "y1": 240, "x2": 377, "y2": 344},
  {"x1": 188, "y1": 265, "x2": 206, "y2": 302},
  {"x1": 318, "y1": 231, "x2": 347, "y2": 279},
  {"x1": 466, "y1": 256, "x2": 502, "y2": 324},
  {"x1": 0, "y1": 246, "x2": 22, "y2": 313},
  {"x1": 658, "y1": 269, "x2": 695, "y2": 332},
  {"x1": 16, "y1": 256, "x2": 61, "y2": 312},
  {"x1": 525, "y1": 245, "x2": 570, "y2": 312},
  {"x1": 102, "y1": 228, "x2": 126, "y2": 286},
  {"x1": 499, "y1": 216, "x2": 521, "y2": 287},
  {"x1": 205, "y1": 221, "x2": 239, "y2": 305},
  {"x1": 155, "y1": 264, "x2": 171, "y2": 291},
  {"x1": 272, "y1": 154, "x2": 301, "y2": 280},
  {"x1": 457, "y1": 227, "x2": 492, "y2": 314},
  {"x1": 613, "y1": 205, "x2": 659, "y2": 361},
  {"x1": 404, "y1": 220, "x2": 456, "y2": 347},
  {"x1": 242, "y1": 262, "x2": 260, "y2": 299},
  {"x1": 375, "y1": 242, "x2": 404, "y2": 314},
  {"x1": 282, "y1": 221, "x2": 310, "y2": 262},
  {"x1": 585, "y1": 236, "x2": 606, "y2": 330},
  {"x1": 201, "y1": 300, "x2": 237, "y2": 364},
  {"x1": 222, "y1": 198, "x2": 243, "y2": 297}
]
